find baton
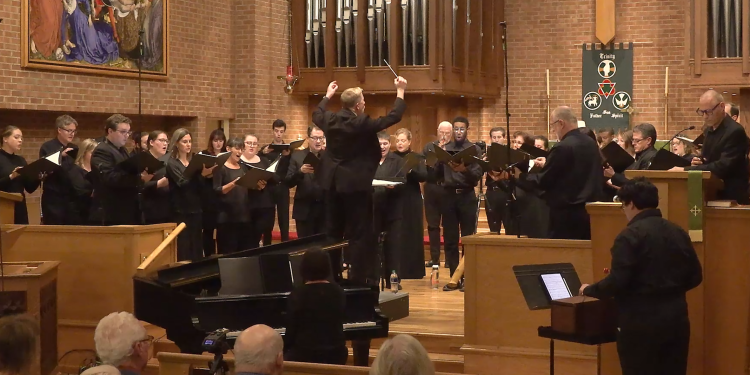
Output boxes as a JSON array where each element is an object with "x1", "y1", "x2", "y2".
[{"x1": 383, "y1": 59, "x2": 398, "y2": 78}]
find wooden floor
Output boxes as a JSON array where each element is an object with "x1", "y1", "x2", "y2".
[{"x1": 391, "y1": 267, "x2": 464, "y2": 337}]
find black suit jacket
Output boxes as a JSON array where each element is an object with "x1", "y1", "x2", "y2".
[
  {"x1": 312, "y1": 97, "x2": 406, "y2": 192},
  {"x1": 39, "y1": 139, "x2": 79, "y2": 219},
  {"x1": 685, "y1": 115, "x2": 750, "y2": 204},
  {"x1": 286, "y1": 149, "x2": 324, "y2": 220},
  {"x1": 90, "y1": 140, "x2": 141, "y2": 225}
]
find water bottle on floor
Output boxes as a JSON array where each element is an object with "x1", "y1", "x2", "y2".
[
  {"x1": 390, "y1": 270, "x2": 399, "y2": 293},
  {"x1": 430, "y1": 265, "x2": 439, "y2": 290}
]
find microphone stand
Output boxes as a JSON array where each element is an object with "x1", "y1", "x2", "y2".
[
  {"x1": 137, "y1": 26, "x2": 146, "y2": 225},
  {"x1": 660, "y1": 126, "x2": 696, "y2": 152},
  {"x1": 500, "y1": 22, "x2": 521, "y2": 238}
]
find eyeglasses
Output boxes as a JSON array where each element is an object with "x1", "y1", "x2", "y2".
[
  {"x1": 59, "y1": 128, "x2": 77, "y2": 135},
  {"x1": 155, "y1": 138, "x2": 169, "y2": 143},
  {"x1": 454, "y1": 128, "x2": 467, "y2": 133},
  {"x1": 137, "y1": 335, "x2": 155, "y2": 345},
  {"x1": 309, "y1": 136, "x2": 325, "y2": 142},
  {"x1": 549, "y1": 119, "x2": 562, "y2": 128},
  {"x1": 245, "y1": 142, "x2": 258, "y2": 147},
  {"x1": 696, "y1": 102, "x2": 721, "y2": 116},
  {"x1": 117, "y1": 130, "x2": 133, "y2": 136},
  {"x1": 631, "y1": 138, "x2": 645, "y2": 144}
]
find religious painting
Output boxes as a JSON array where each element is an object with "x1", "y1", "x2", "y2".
[
  {"x1": 581, "y1": 43, "x2": 633, "y2": 131},
  {"x1": 21, "y1": 0, "x2": 168, "y2": 78}
]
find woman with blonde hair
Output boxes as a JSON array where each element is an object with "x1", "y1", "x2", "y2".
[
  {"x1": 68, "y1": 138, "x2": 98, "y2": 224},
  {"x1": 0, "y1": 126, "x2": 41, "y2": 224}
]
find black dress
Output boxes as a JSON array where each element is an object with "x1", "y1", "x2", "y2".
[
  {"x1": 166, "y1": 157, "x2": 204, "y2": 261},
  {"x1": 199, "y1": 150, "x2": 220, "y2": 255},
  {"x1": 284, "y1": 282, "x2": 348, "y2": 365},
  {"x1": 141, "y1": 156, "x2": 169, "y2": 225},
  {"x1": 68, "y1": 165, "x2": 94, "y2": 225},
  {"x1": 0, "y1": 149, "x2": 40, "y2": 224},
  {"x1": 393, "y1": 150, "x2": 427, "y2": 279},
  {"x1": 242, "y1": 156, "x2": 276, "y2": 248},
  {"x1": 213, "y1": 164, "x2": 252, "y2": 254}
]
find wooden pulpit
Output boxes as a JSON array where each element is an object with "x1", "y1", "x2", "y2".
[
  {"x1": 0, "y1": 191, "x2": 22, "y2": 224},
  {"x1": 0, "y1": 261, "x2": 59, "y2": 375}
]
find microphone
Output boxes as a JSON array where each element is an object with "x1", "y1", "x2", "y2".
[
  {"x1": 498, "y1": 21, "x2": 507, "y2": 26},
  {"x1": 660, "y1": 125, "x2": 696, "y2": 152}
]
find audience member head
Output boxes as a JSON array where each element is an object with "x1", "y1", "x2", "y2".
[
  {"x1": 617, "y1": 177, "x2": 660, "y2": 222},
  {"x1": 370, "y1": 334, "x2": 435, "y2": 375},
  {"x1": 725, "y1": 102, "x2": 740, "y2": 122},
  {"x1": 341, "y1": 87, "x2": 365, "y2": 115},
  {"x1": 510, "y1": 131, "x2": 532, "y2": 151},
  {"x1": 597, "y1": 128, "x2": 615, "y2": 146},
  {"x1": 617, "y1": 129, "x2": 636, "y2": 156},
  {"x1": 93, "y1": 312, "x2": 151, "y2": 371},
  {"x1": 76, "y1": 138, "x2": 99, "y2": 168},
  {"x1": 147, "y1": 130, "x2": 169, "y2": 157},
  {"x1": 272, "y1": 119, "x2": 287, "y2": 143},
  {"x1": 632, "y1": 123, "x2": 657, "y2": 152},
  {"x1": 437, "y1": 121, "x2": 453, "y2": 145},
  {"x1": 300, "y1": 247, "x2": 333, "y2": 283},
  {"x1": 452, "y1": 116, "x2": 469, "y2": 143},
  {"x1": 550, "y1": 106, "x2": 578, "y2": 140},
  {"x1": 1, "y1": 126, "x2": 23, "y2": 154},
  {"x1": 243, "y1": 134, "x2": 259, "y2": 159},
  {"x1": 234, "y1": 325, "x2": 284, "y2": 375},
  {"x1": 226, "y1": 137, "x2": 245, "y2": 163},
  {"x1": 534, "y1": 135, "x2": 549, "y2": 151},
  {"x1": 670, "y1": 138, "x2": 694, "y2": 157},
  {"x1": 0, "y1": 314, "x2": 39, "y2": 375},
  {"x1": 489, "y1": 127, "x2": 506, "y2": 145},
  {"x1": 207, "y1": 129, "x2": 227, "y2": 155},
  {"x1": 56, "y1": 114, "x2": 78, "y2": 145},
  {"x1": 307, "y1": 125, "x2": 325, "y2": 153},
  {"x1": 395, "y1": 128, "x2": 412, "y2": 153},
  {"x1": 169, "y1": 128, "x2": 192, "y2": 160},
  {"x1": 105, "y1": 114, "x2": 133, "y2": 148},
  {"x1": 377, "y1": 131, "x2": 391, "y2": 159},
  {"x1": 698, "y1": 90, "x2": 726, "y2": 129}
]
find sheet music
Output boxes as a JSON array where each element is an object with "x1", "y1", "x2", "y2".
[
  {"x1": 541, "y1": 273, "x2": 572, "y2": 300},
  {"x1": 372, "y1": 179, "x2": 404, "y2": 187},
  {"x1": 44, "y1": 151, "x2": 61, "y2": 165}
]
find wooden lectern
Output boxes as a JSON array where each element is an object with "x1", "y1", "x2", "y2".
[
  {"x1": 0, "y1": 261, "x2": 59, "y2": 375},
  {"x1": 0, "y1": 191, "x2": 22, "y2": 224}
]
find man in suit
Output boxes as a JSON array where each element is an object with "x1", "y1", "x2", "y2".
[
  {"x1": 525, "y1": 106, "x2": 604, "y2": 240},
  {"x1": 484, "y1": 127, "x2": 508, "y2": 235},
  {"x1": 262, "y1": 119, "x2": 292, "y2": 242},
  {"x1": 607, "y1": 123, "x2": 658, "y2": 187},
  {"x1": 90, "y1": 114, "x2": 154, "y2": 225},
  {"x1": 423, "y1": 121, "x2": 453, "y2": 268},
  {"x1": 670, "y1": 90, "x2": 750, "y2": 204},
  {"x1": 39, "y1": 114, "x2": 80, "y2": 225},
  {"x1": 285, "y1": 125, "x2": 326, "y2": 238},
  {"x1": 312, "y1": 76, "x2": 407, "y2": 285}
]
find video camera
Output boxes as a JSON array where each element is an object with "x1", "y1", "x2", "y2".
[{"x1": 203, "y1": 329, "x2": 230, "y2": 375}]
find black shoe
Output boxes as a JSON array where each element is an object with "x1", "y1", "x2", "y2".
[
  {"x1": 460, "y1": 285, "x2": 465, "y2": 292},
  {"x1": 425, "y1": 260, "x2": 435, "y2": 268},
  {"x1": 444, "y1": 262, "x2": 449, "y2": 269},
  {"x1": 443, "y1": 283, "x2": 460, "y2": 292}
]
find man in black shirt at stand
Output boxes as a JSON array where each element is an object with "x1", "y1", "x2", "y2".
[
  {"x1": 670, "y1": 90, "x2": 750, "y2": 204},
  {"x1": 39, "y1": 115, "x2": 80, "y2": 225},
  {"x1": 524, "y1": 106, "x2": 604, "y2": 240},
  {"x1": 436, "y1": 117, "x2": 483, "y2": 284},
  {"x1": 606, "y1": 123, "x2": 658, "y2": 187},
  {"x1": 580, "y1": 177, "x2": 702, "y2": 375}
]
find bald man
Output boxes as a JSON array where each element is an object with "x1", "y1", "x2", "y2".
[
  {"x1": 670, "y1": 90, "x2": 749, "y2": 204},
  {"x1": 422, "y1": 121, "x2": 454, "y2": 267},
  {"x1": 234, "y1": 325, "x2": 284, "y2": 375},
  {"x1": 524, "y1": 106, "x2": 604, "y2": 240}
]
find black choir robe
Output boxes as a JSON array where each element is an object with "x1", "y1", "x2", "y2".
[
  {"x1": 0, "y1": 149, "x2": 40, "y2": 224},
  {"x1": 68, "y1": 165, "x2": 94, "y2": 225},
  {"x1": 373, "y1": 152, "x2": 405, "y2": 286},
  {"x1": 393, "y1": 150, "x2": 427, "y2": 279},
  {"x1": 39, "y1": 139, "x2": 78, "y2": 224}
]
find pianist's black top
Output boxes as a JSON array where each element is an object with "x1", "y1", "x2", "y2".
[{"x1": 285, "y1": 282, "x2": 346, "y2": 352}]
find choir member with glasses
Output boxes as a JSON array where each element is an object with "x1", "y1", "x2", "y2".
[
  {"x1": 39, "y1": 114, "x2": 80, "y2": 225},
  {"x1": 285, "y1": 126, "x2": 327, "y2": 238},
  {"x1": 605, "y1": 123, "x2": 658, "y2": 188},
  {"x1": 241, "y1": 134, "x2": 275, "y2": 248},
  {"x1": 671, "y1": 138, "x2": 696, "y2": 162},
  {"x1": 68, "y1": 138, "x2": 98, "y2": 225},
  {"x1": 423, "y1": 121, "x2": 453, "y2": 268},
  {"x1": 141, "y1": 131, "x2": 170, "y2": 225},
  {"x1": 199, "y1": 129, "x2": 227, "y2": 255},
  {"x1": 0, "y1": 126, "x2": 41, "y2": 224}
]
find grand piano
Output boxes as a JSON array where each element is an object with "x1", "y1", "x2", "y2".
[{"x1": 133, "y1": 234, "x2": 409, "y2": 365}]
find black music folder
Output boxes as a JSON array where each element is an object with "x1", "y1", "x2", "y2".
[
  {"x1": 601, "y1": 141, "x2": 634, "y2": 173},
  {"x1": 184, "y1": 152, "x2": 232, "y2": 178},
  {"x1": 268, "y1": 139, "x2": 305, "y2": 153},
  {"x1": 18, "y1": 151, "x2": 61, "y2": 180},
  {"x1": 487, "y1": 143, "x2": 529, "y2": 172},
  {"x1": 118, "y1": 151, "x2": 165, "y2": 174},
  {"x1": 647, "y1": 149, "x2": 692, "y2": 170},
  {"x1": 398, "y1": 152, "x2": 424, "y2": 174},
  {"x1": 519, "y1": 143, "x2": 549, "y2": 159},
  {"x1": 433, "y1": 146, "x2": 479, "y2": 165},
  {"x1": 302, "y1": 151, "x2": 320, "y2": 169},
  {"x1": 676, "y1": 134, "x2": 705, "y2": 149},
  {"x1": 513, "y1": 263, "x2": 582, "y2": 310},
  {"x1": 236, "y1": 165, "x2": 276, "y2": 189}
]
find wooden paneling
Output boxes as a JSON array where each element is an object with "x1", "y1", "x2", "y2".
[{"x1": 595, "y1": 0, "x2": 616, "y2": 45}]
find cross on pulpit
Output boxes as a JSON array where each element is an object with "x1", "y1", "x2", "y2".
[
  {"x1": 690, "y1": 205, "x2": 702, "y2": 217},
  {"x1": 596, "y1": 0, "x2": 616, "y2": 45}
]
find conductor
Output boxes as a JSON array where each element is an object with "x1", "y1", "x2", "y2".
[{"x1": 312, "y1": 77, "x2": 408, "y2": 285}]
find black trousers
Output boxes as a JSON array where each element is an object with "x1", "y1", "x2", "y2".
[
  {"x1": 268, "y1": 184, "x2": 291, "y2": 241},
  {"x1": 423, "y1": 183, "x2": 444, "y2": 263},
  {"x1": 41, "y1": 197, "x2": 68, "y2": 225},
  {"x1": 440, "y1": 188, "x2": 477, "y2": 276},
  {"x1": 216, "y1": 222, "x2": 251, "y2": 254},
  {"x1": 325, "y1": 189, "x2": 378, "y2": 284},
  {"x1": 249, "y1": 207, "x2": 276, "y2": 248},
  {"x1": 618, "y1": 318, "x2": 690, "y2": 375},
  {"x1": 295, "y1": 201, "x2": 326, "y2": 238},
  {"x1": 374, "y1": 215, "x2": 401, "y2": 289},
  {"x1": 548, "y1": 204, "x2": 591, "y2": 240},
  {"x1": 174, "y1": 212, "x2": 203, "y2": 261},
  {"x1": 485, "y1": 188, "x2": 508, "y2": 233},
  {"x1": 202, "y1": 210, "x2": 218, "y2": 256}
]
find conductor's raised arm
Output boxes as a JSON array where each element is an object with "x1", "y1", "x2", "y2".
[
  {"x1": 359, "y1": 77, "x2": 408, "y2": 133},
  {"x1": 312, "y1": 81, "x2": 339, "y2": 132}
]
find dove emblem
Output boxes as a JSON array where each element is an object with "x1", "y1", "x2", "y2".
[{"x1": 613, "y1": 92, "x2": 631, "y2": 110}]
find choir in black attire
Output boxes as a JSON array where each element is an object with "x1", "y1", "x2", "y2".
[
  {"x1": 262, "y1": 120, "x2": 292, "y2": 242},
  {"x1": 373, "y1": 139, "x2": 406, "y2": 288},
  {"x1": 242, "y1": 156, "x2": 277, "y2": 248},
  {"x1": 214, "y1": 140, "x2": 251, "y2": 254},
  {"x1": 166, "y1": 156, "x2": 204, "y2": 261},
  {"x1": 422, "y1": 140, "x2": 446, "y2": 267},
  {"x1": 40, "y1": 139, "x2": 78, "y2": 225},
  {"x1": 68, "y1": 163, "x2": 94, "y2": 225},
  {"x1": 141, "y1": 163, "x2": 170, "y2": 224},
  {"x1": 285, "y1": 130, "x2": 326, "y2": 238},
  {"x1": 199, "y1": 128, "x2": 227, "y2": 255},
  {"x1": 610, "y1": 123, "x2": 658, "y2": 187},
  {"x1": 392, "y1": 148, "x2": 428, "y2": 279},
  {"x1": 0, "y1": 132, "x2": 40, "y2": 225}
]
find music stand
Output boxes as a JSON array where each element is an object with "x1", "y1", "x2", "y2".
[{"x1": 512, "y1": 263, "x2": 614, "y2": 375}]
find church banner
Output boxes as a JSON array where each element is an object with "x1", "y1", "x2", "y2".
[{"x1": 581, "y1": 43, "x2": 634, "y2": 131}]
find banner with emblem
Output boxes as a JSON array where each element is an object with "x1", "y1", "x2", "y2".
[{"x1": 581, "y1": 43, "x2": 634, "y2": 131}]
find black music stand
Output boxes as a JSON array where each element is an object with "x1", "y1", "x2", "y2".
[{"x1": 512, "y1": 263, "x2": 615, "y2": 375}]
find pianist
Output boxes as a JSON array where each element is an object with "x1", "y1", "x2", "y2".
[{"x1": 284, "y1": 248, "x2": 348, "y2": 365}]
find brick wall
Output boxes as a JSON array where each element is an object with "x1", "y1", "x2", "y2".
[{"x1": 474, "y1": 0, "x2": 705, "y2": 142}]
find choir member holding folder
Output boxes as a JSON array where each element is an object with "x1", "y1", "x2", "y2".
[
  {"x1": 68, "y1": 139, "x2": 98, "y2": 225},
  {"x1": 141, "y1": 131, "x2": 170, "y2": 225},
  {"x1": 214, "y1": 137, "x2": 252, "y2": 254},
  {"x1": 199, "y1": 129, "x2": 227, "y2": 255},
  {"x1": 373, "y1": 132, "x2": 406, "y2": 289},
  {"x1": 166, "y1": 128, "x2": 214, "y2": 261},
  {"x1": 285, "y1": 126, "x2": 327, "y2": 238},
  {"x1": 240, "y1": 134, "x2": 275, "y2": 248},
  {"x1": 604, "y1": 123, "x2": 658, "y2": 187},
  {"x1": 392, "y1": 128, "x2": 427, "y2": 280},
  {"x1": 91, "y1": 114, "x2": 152, "y2": 226},
  {"x1": 0, "y1": 126, "x2": 41, "y2": 224},
  {"x1": 39, "y1": 115, "x2": 79, "y2": 225}
]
